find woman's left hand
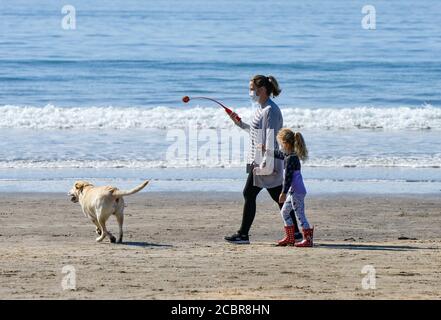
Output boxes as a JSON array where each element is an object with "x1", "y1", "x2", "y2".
[
  {"x1": 279, "y1": 193, "x2": 286, "y2": 204},
  {"x1": 256, "y1": 144, "x2": 266, "y2": 152}
]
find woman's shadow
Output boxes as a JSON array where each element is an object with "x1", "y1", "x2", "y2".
[{"x1": 119, "y1": 241, "x2": 173, "y2": 248}]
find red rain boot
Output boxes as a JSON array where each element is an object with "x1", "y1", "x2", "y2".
[
  {"x1": 295, "y1": 227, "x2": 314, "y2": 247},
  {"x1": 277, "y1": 226, "x2": 296, "y2": 246}
]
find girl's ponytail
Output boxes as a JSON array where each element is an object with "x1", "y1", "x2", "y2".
[{"x1": 294, "y1": 132, "x2": 308, "y2": 161}]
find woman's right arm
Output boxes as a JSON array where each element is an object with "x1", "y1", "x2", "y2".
[{"x1": 229, "y1": 112, "x2": 250, "y2": 132}]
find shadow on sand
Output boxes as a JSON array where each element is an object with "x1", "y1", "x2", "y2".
[
  {"x1": 316, "y1": 243, "x2": 433, "y2": 252},
  {"x1": 120, "y1": 241, "x2": 173, "y2": 248}
]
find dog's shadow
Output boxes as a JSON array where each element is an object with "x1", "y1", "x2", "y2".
[{"x1": 119, "y1": 241, "x2": 173, "y2": 248}]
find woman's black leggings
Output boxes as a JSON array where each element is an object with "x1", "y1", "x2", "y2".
[{"x1": 239, "y1": 171, "x2": 300, "y2": 235}]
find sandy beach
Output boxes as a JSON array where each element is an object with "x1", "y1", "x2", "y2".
[{"x1": 0, "y1": 192, "x2": 440, "y2": 300}]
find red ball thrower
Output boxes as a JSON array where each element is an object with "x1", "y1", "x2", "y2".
[{"x1": 182, "y1": 96, "x2": 241, "y2": 122}]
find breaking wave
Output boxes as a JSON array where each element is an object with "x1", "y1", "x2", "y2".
[{"x1": 0, "y1": 104, "x2": 440, "y2": 130}]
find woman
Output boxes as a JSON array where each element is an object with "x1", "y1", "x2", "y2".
[{"x1": 225, "y1": 75, "x2": 301, "y2": 244}]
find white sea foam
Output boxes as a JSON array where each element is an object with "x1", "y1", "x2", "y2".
[
  {"x1": 0, "y1": 104, "x2": 440, "y2": 130},
  {"x1": 0, "y1": 155, "x2": 439, "y2": 169}
]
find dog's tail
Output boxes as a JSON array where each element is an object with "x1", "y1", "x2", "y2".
[{"x1": 112, "y1": 180, "x2": 149, "y2": 197}]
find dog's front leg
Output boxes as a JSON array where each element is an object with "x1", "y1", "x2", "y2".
[
  {"x1": 91, "y1": 219, "x2": 101, "y2": 235},
  {"x1": 96, "y1": 217, "x2": 107, "y2": 242},
  {"x1": 97, "y1": 216, "x2": 116, "y2": 243}
]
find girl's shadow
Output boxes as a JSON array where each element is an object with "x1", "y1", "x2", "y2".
[{"x1": 316, "y1": 243, "x2": 426, "y2": 252}]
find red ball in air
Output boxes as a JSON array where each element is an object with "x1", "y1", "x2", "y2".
[{"x1": 182, "y1": 96, "x2": 190, "y2": 103}]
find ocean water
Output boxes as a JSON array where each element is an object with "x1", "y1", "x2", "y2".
[{"x1": 0, "y1": 0, "x2": 440, "y2": 193}]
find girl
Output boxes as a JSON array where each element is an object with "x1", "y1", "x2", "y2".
[{"x1": 271, "y1": 128, "x2": 313, "y2": 247}]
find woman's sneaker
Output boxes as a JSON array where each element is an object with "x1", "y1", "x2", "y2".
[{"x1": 224, "y1": 232, "x2": 250, "y2": 244}]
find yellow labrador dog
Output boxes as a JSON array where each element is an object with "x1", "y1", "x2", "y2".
[{"x1": 68, "y1": 180, "x2": 149, "y2": 243}]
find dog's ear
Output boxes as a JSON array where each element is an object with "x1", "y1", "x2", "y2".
[
  {"x1": 75, "y1": 181, "x2": 85, "y2": 191},
  {"x1": 75, "y1": 181, "x2": 93, "y2": 192}
]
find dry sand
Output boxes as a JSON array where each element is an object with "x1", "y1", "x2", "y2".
[{"x1": 0, "y1": 192, "x2": 440, "y2": 299}]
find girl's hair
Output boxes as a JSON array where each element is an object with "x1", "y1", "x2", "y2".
[
  {"x1": 277, "y1": 128, "x2": 308, "y2": 161},
  {"x1": 251, "y1": 75, "x2": 282, "y2": 97}
]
